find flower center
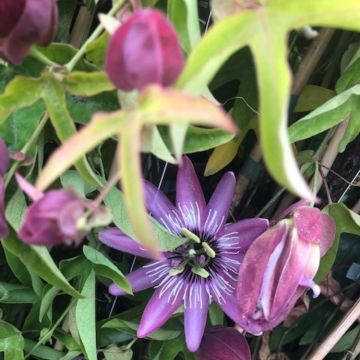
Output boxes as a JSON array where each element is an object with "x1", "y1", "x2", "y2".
[{"x1": 168, "y1": 227, "x2": 217, "y2": 279}]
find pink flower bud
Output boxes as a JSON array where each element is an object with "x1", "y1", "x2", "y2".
[
  {"x1": 16, "y1": 175, "x2": 110, "y2": 247},
  {"x1": 236, "y1": 205, "x2": 335, "y2": 335},
  {"x1": 0, "y1": 0, "x2": 58, "y2": 64},
  {"x1": 105, "y1": 9, "x2": 184, "y2": 91},
  {"x1": 199, "y1": 326, "x2": 251, "y2": 360}
]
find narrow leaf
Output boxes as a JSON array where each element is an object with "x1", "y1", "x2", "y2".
[
  {"x1": 83, "y1": 245, "x2": 131, "y2": 294},
  {"x1": 37, "y1": 111, "x2": 127, "y2": 191},
  {"x1": 42, "y1": 76, "x2": 102, "y2": 189},
  {"x1": 75, "y1": 271, "x2": 96, "y2": 360}
]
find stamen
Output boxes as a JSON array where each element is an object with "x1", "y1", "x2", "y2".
[
  {"x1": 181, "y1": 227, "x2": 201, "y2": 243},
  {"x1": 191, "y1": 267, "x2": 210, "y2": 278},
  {"x1": 202, "y1": 242, "x2": 216, "y2": 258}
]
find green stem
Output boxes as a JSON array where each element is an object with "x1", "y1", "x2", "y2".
[
  {"x1": 65, "y1": 0, "x2": 126, "y2": 72},
  {"x1": 24, "y1": 300, "x2": 74, "y2": 359},
  {"x1": 4, "y1": 112, "x2": 49, "y2": 188},
  {"x1": 29, "y1": 46, "x2": 57, "y2": 67}
]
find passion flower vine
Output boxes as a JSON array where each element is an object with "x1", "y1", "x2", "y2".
[{"x1": 99, "y1": 157, "x2": 268, "y2": 352}]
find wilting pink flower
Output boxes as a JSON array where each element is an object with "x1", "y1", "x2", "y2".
[
  {"x1": 105, "y1": 9, "x2": 184, "y2": 91},
  {"x1": 0, "y1": 0, "x2": 58, "y2": 64},
  {"x1": 199, "y1": 326, "x2": 251, "y2": 360},
  {"x1": 16, "y1": 175, "x2": 109, "y2": 246},
  {"x1": 99, "y1": 157, "x2": 268, "y2": 352},
  {"x1": 0, "y1": 139, "x2": 9, "y2": 238},
  {"x1": 236, "y1": 203, "x2": 336, "y2": 335}
]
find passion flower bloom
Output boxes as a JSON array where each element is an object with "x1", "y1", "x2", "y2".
[
  {"x1": 236, "y1": 203, "x2": 336, "y2": 335},
  {"x1": 0, "y1": 139, "x2": 9, "y2": 238},
  {"x1": 16, "y1": 175, "x2": 109, "y2": 246},
  {"x1": 0, "y1": 0, "x2": 58, "y2": 64},
  {"x1": 199, "y1": 326, "x2": 251, "y2": 360},
  {"x1": 99, "y1": 157, "x2": 268, "y2": 352},
  {"x1": 105, "y1": 9, "x2": 184, "y2": 91}
]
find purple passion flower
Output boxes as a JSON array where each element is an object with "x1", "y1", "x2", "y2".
[
  {"x1": 0, "y1": 139, "x2": 9, "y2": 238},
  {"x1": 16, "y1": 174, "x2": 90, "y2": 246},
  {"x1": 99, "y1": 157, "x2": 268, "y2": 352},
  {"x1": 236, "y1": 203, "x2": 336, "y2": 335},
  {"x1": 0, "y1": 0, "x2": 58, "y2": 64},
  {"x1": 105, "y1": 9, "x2": 184, "y2": 91},
  {"x1": 199, "y1": 326, "x2": 251, "y2": 360}
]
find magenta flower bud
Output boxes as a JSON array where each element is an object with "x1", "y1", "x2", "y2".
[
  {"x1": 105, "y1": 9, "x2": 184, "y2": 91},
  {"x1": 0, "y1": 0, "x2": 58, "y2": 64},
  {"x1": 199, "y1": 327, "x2": 251, "y2": 360},
  {"x1": 236, "y1": 204, "x2": 336, "y2": 335},
  {"x1": 0, "y1": 139, "x2": 9, "y2": 238}
]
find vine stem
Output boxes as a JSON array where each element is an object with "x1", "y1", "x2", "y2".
[
  {"x1": 29, "y1": 46, "x2": 57, "y2": 66},
  {"x1": 4, "y1": 112, "x2": 49, "y2": 188},
  {"x1": 65, "y1": 0, "x2": 126, "y2": 72},
  {"x1": 307, "y1": 297, "x2": 360, "y2": 360}
]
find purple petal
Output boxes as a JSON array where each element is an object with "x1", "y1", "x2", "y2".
[
  {"x1": 220, "y1": 218, "x2": 269, "y2": 252},
  {"x1": 236, "y1": 222, "x2": 288, "y2": 318},
  {"x1": 294, "y1": 207, "x2": 335, "y2": 255},
  {"x1": 0, "y1": 0, "x2": 25, "y2": 37},
  {"x1": 99, "y1": 228, "x2": 153, "y2": 259},
  {"x1": 199, "y1": 326, "x2": 251, "y2": 360},
  {"x1": 176, "y1": 156, "x2": 206, "y2": 230},
  {"x1": 0, "y1": 140, "x2": 9, "y2": 177},
  {"x1": 184, "y1": 282, "x2": 209, "y2": 352},
  {"x1": 16, "y1": 173, "x2": 43, "y2": 201},
  {"x1": 137, "y1": 280, "x2": 185, "y2": 338},
  {"x1": 203, "y1": 172, "x2": 235, "y2": 235},
  {"x1": 143, "y1": 180, "x2": 183, "y2": 234},
  {"x1": 109, "y1": 262, "x2": 163, "y2": 296}
]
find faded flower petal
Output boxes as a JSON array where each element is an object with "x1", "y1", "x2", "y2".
[
  {"x1": 105, "y1": 9, "x2": 184, "y2": 91},
  {"x1": 99, "y1": 228, "x2": 152, "y2": 259},
  {"x1": 199, "y1": 326, "x2": 251, "y2": 360}
]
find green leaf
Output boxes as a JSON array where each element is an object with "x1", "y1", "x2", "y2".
[
  {"x1": 289, "y1": 85, "x2": 360, "y2": 143},
  {"x1": 2, "y1": 233, "x2": 82, "y2": 298},
  {"x1": 75, "y1": 271, "x2": 97, "y2": 360},
  {"x1": 0, "y1": 76, "x2": 44, "y2": 124},
  {"x1": 0, "y1": 282, "x2": 37, "y2": 304},
  {"x1": 83, "y1": 245, "x2": 131, "y2": 294},
  {"x1": 37, "y1": 111, "x2": 127, "y2": 191},
  {"x1": 85, "y1": 32, "x2": 109, "y2": 68},
  {"x1": 0, "y1": 320, "x2": 24, "y2": 360},
  {"x1": 0, "y1": 100, "x2": 45, "y2": 151},
  {"x1": 331, "y1": 325, "x2": 360, "y2": 353},
  {"x1": 294, "y1": 85, "x2": 335, "y2": 112},
  {"x1": 176, "y1": 0, "x2": 360, "y2": 200},
  {"x1": 23, "y1": 339, "x2": 64, "y2": 360},
  {"x1": 118, "y1": 121, "x2": 161, "y2": 257},
  {"x1": 315, "y1": 203, "x2": 360, "y2": 282},
  {"x1": 39, "y1": 286, "x2": 60, "y2": 322},
  {"x1": 60, "y1": 171, "x2": 86, "y2": 197},
  {"x1": 64, "y1": 71, "x2": 115, "y2": 97},
  {"x1": 43, "y1": 76, "x2": 101, "y2": 189},
  {"x1": 168, "y1": 0, "x2": 201, "y2": 53},
  {"x1": 104, "y1": 346, "x2": 133, "y2": 360},
  {"x1": 5, "y1": 189, "x2": 27, "y2": 231},
  {"x1": 104, "y1": 186, "x2": 187, "y2": 252}
]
